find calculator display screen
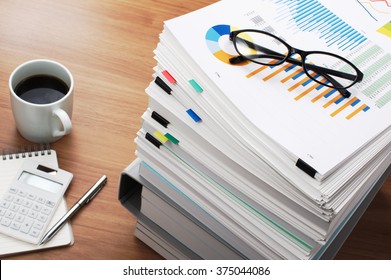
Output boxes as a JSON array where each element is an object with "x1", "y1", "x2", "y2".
[{"x1": 18, "y1": 171, "x2": 63, "y2": 193}]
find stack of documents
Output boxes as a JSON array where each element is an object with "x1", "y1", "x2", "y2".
[{"x1": 128, "y1": 0, "x2": 391, "y2": 259}]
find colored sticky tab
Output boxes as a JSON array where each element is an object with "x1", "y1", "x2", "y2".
[
  {"x1": 189, "y1": 79, "x2": 203, "y2": 93},
  {"x1": 153, "y1": 131, "x2": 168, "y2": 143},
  {"x1": 151, "y1": 111, "x2": 170, "y2": 128},
  {"x1": 162, "y1": 70, "x2": 176, "y2": 84},
  {"x1": 186, "y1": 109, "x2": 202, "y2": 122},
  {"x1": 165, "y1": 133, "x2": 179, "y2": 145},
  {"x1": 296, "y1": 159, "x2": 317, "y2": 178},
  {"x1": 145, "y1": 132, "x2": 162, "y2": 149},
  {"x1": 155, "y1": 76, "x2": 172, "y2": 95}
]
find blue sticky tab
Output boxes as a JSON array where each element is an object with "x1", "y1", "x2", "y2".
[
  {"x1": 186, "y1": 109, "x2": 202, "y2": 122},
  {"x1": 189, "y1": 79, "x2": 203, "y2": 93}
]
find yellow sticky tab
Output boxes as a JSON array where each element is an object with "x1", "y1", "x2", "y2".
[{"x1": 153, "y1": 131, "x2": 168, "y2": 143}]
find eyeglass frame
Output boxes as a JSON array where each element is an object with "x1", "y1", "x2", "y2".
[{"x1": 229, "y1": 29, "x2": 364, "y2": 98}]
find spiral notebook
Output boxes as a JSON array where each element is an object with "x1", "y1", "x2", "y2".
[{"x1": 0, "y1": 145, "x2": 74, "y2": 257}]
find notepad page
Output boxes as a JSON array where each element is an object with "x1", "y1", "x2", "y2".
[{"x1": 0, "y1": 150, "x2": 74, "y2": 257}]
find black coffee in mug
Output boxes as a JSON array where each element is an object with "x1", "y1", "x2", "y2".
[{"x1": 14, "y1": 74, "x2": 69, "y2": 104}]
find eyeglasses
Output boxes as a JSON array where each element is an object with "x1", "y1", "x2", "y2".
[{"x1": 229, "y1": 29, "x2": 364, "y2": 98}]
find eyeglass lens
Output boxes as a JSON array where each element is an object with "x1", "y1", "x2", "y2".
[
  {"x1": 235, "y1": 32, "x2": 288, "y2": 65},
  {"x1": 233, "y1": 31, "x2": 359, "y2": 89},
  {"x1": 303, "y1": 53, "x2": 358, "y2": 89}
]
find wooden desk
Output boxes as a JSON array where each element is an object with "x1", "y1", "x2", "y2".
[{"x1": 1, "y1": 0, "x2": 390, "y2": 260}]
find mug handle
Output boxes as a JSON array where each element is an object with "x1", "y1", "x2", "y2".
[{"x1": 52, "y1": 108, "x2": 72, "y2": 137}]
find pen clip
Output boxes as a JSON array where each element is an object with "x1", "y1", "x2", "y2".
[{"x1": 85, "y1": 176, "x2": 107, "y2": 204}]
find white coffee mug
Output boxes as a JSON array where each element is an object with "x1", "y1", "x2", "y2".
[{"x1": 9, "y1": 59, "x2": 74, "y2": 143}]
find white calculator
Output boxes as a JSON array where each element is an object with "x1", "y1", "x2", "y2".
[{"x1": 0, "y1": 160, "x2": 73, "y2": 244}]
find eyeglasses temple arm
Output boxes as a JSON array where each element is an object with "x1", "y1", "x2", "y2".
[{"x1": 319, "y1": 73, "x2": 351, "y2": 98}]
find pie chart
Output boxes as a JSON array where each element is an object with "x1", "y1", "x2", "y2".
[{"x1": 205, "y1": 24, "x2": 249, "y2": 65}]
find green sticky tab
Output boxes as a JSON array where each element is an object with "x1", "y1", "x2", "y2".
[
  {"x1": 189, "y1": 79, "x2": 203, "y2": 93},
  {"x1": 165, "y1": 133, "x2": 180, "y2": 144}
]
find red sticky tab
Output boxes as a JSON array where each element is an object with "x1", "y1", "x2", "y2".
[{"x1": 162, "y1": 70, "x2": 176, "y2": 84}]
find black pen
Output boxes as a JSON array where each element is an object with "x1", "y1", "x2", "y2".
[{"x1": 39, "y1": 175, "x2": 108, "y2": 245}]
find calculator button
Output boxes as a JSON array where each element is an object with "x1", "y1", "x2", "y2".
[
  {"x1": 29, "y1": 228, "x2": 40, "y2": 238},
  {"x1": 22, "y1": 200, "x2": 33, "y2": 208},
  {"x1": 37, "y1": 214, "x2": 48, "y2": 223},
  {"x1": 28, "y1": 210, "x2": 38, "y2": 219},
  {"x1": 15, "y1": 214, "x2": 25, "y2": 223},
  {"x1": 33, "y1": 220, "x2": 44, "y2": 230},
  {"x1": 45, "y1": 200, "x2": 55, "y2": 208},
  {"x1": 5, "y1": 210, "x2": 16, "y2": 220},
  {"x1": 17, "y1": 190, "x2": 27, "y2": 197},
  {"x1": 19, "y1": 207, "x2": 29, "y2": 216},
  {"x1": 27, "y1": 193, "x2": 36, "y2": 200},
  {"x1": 32, "y1": 203, "x2": 42, "y2": 212},
  {"x1": 20, "y1": 218, "x2": 33, "y2": 233},
  {"x1": 36, "y1": 197, "x2": 46, "y2": 204},
  {"x1": 5, "y1": 194, "x2": 14, "y2": 202},
  {"x1": 1, "y1": 218, "x2": 11, "y2": 227},
  {"x1": 14, "y1": 197, "x2": 23, "y2": 205},
  {"x1": 9, "y1": 187, "x2": 18, "y2": 194},
  {"x1": 9, "y1": 204, "x2": 20, "y2": 212},
  {"x1": 0, "y1": 208, "x2": 6, "y2": 216},
  {"x1": 10, "y1": 221, "x2": 21, "y2": 230},
  {"x1": 0, "y1": 201, "x2": 10, "y2": 209},
  {"x1": 41, "y1": 207, "x2": 51, "y2": 216}
]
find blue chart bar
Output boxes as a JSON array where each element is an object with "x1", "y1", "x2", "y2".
[{"x1": 274, "y1": 0, "x2": 367, "y2": 50}]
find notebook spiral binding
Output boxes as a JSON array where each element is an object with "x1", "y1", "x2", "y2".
[{"x1": 1, "y1": 144, "x2": 51, "y2": 160}]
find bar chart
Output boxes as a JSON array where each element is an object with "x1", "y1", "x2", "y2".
[
  {"x1": 245, "y1": 60, "x2": 370, "y2": 120},
  {"x1": 273, "y1": 0, "x2": 367, "y2": 51}
]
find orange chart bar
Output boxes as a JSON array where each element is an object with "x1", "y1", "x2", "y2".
[
  {"x1": 247, "y1": 65, "x2": 268, "y2": 78},
  {"x1": 263, "y1": 64, "x2": 291, "y2": 81},
  {"x1": 330, "y1": 97, "x2": 358, "y2": 117},
  {"x1": 346, "y1": 104, "x2": 368, "y2": 120},
  {"x1": 323, "y1": 94, "x2": 343, "y2": 108},
  {"x1": 295, "y1": 83, "x2": 320, "y2": 101},
  {"x1": 281, "y1": 68, "x2": 303, "y2": 83},
  {"x1": 311, "y1": 87, "x2": 334, "y2": 103}
]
